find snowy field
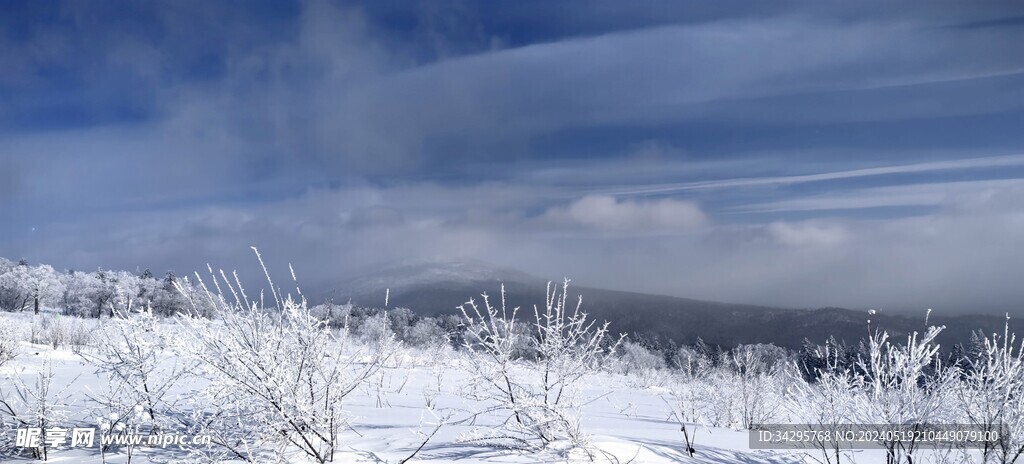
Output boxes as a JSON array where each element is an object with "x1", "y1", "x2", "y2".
[
  {"x1": 0, "y1": 333, "x2": 785, "y2": 463},
  {"x1": 1, "y1": 301, "x2": 1017, "y2": 464}
]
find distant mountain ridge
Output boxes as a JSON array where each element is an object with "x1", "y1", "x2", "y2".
[
  {"x1": 320, "y1": 260, "x2": 1022, "y2": 350},
  {"x1": 327, "y1": 259, "x2": 543, "y2": 304}
]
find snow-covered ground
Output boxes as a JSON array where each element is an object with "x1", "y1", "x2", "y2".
[
  {"x1": 0, "y1": 333, "x2": 819, "y2": 463},
  {"x1": 1, "y1": 309, "x2": 995, "y2": 464}
]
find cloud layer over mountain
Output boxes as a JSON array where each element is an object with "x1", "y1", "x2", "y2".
[{"x1": 2, "y1": 1, "x2": 1024, "y2": 313}]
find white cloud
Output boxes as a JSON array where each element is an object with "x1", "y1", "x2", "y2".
[
  {"x1": 766, "y1": 221, "x2": 849, "y2": 247},
  {"x1": 8, "y1": 179, "x2": 1024, "y2": 314},
  {"x1": 545, "y1": 195, "x2": 707, "y2": 233}
]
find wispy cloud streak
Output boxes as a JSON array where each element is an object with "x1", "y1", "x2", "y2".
[{"x1": 597, "y1": 154, "x2": 1024, "y2": 196}]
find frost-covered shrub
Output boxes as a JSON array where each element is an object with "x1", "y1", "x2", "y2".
[
  {"x1": 405, "y1": 317, "x2": 449, "y2": 348},
  {"x1": 83, "y1": 309, "x2": 189, "y2": 420},
  {"x1": 78, "y1": 308, "x2": 195, "y2": 460},
  {"x1": 61, "y1": 317, "x2": 96, "y2": 348},
  {"x1": 458, "y1": 280, "x2": 621, "y2": 454},
  {"x1": 673, "y1": 345, "x2": 714, "y2": 373},
  {"x1": 785, "y1": 340, "x2": 860, "y2": 464},
  {"x1": 700, "y1": 369, "x2": 739, "y2": 428},
  {"x1": 728, "y1": 344, "x2": 788, "y2": 429},
  {"x1": 797, "y1": 336, "x2": 860, "y2": 382},
  {"x1": 735, "y1": 343, "x2": 792, "y2": 372},
  {"x1": 28, "y1": 314, "x2": 96, "y2": 349},
  {"x1": 952, "y1": 319, "x2": 1024, "y2": 464},
  {"x1": 29, "y1": 314, "x2": 51, "y2": 345},
  {"x1": 668, "y1": 347, "x2": 714, "y2": 425},
  {"x1": 167, "y1": 276, "x2": 216, "y2": 318},
  {"x1": 386, "y1": 307, "x2": 416, "y2": 341},
  {"x1": 617, "y1": 341, "x2": 666, "y2": 375},
  {"x1": 854, "y1": 325, "x2": 951, "y2": 462},
  {"x1": 0, "y1": 355, "x2": 74, "y2": 460},
  {"x1": 0, "y1": 324, "x2": 17, "y2": 367},
  {"x1": 355, "y1": 312, "x2": 394, "y2": 344},
  {"x1": 667, "y1": 344, "x2": 791, "y2": 431},
  {"x1": 309, "y1": 302, "x2": 354, "y2": 327},
  {"x1": 783, "y1": 322, "x2": 951, "y2": 464},
  {"x1": 175, "y1": 258, "x2": 396, "y2": 463}
]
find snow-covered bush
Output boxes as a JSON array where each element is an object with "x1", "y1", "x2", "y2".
[
  {"x1": 166, "y1": 274, "x2": 217, "y2": 318},
  {"x1": 29, "y1": 314, "x2": 96, "y2": 349},
  {"x1": 786, "y1": 340, "x2": 860, "y2": 464},
  {"x1": 386, "y1": 307, "x2": 416, "y2": 341},
  {"x1": 28, "y1": 314, "x2": 52, "y2": 346},
  {"x1": 309, "y1": 302, "x2": 354, "y2": 327},
  {"x1": 616, "y1": 341, "x2": 674, "y2": 389},
  {"x1": 61, "y1": 317, "x2": 96, "y2": 348},
  {"x1": 854, "y1": 325, "x2": 951, "y2": 464},
  {"x1": 76, "y1": 307, "x2": 197, "y2": 462},
  {"x1": 780, "y1": 321, "x2": 955, "y2": 464},
  {"x1": 697, "y1": 368, "x2": 738, "y2": 428},
  {"x1": 0, "y1": 355, "x2": 74, "y2": 460},
  {"x1": 666, "y1": 343, "x2": 791, "y2": 435},
  {"x1": 669, "y1": 347, "x2": 714, "y2": 426},
  {"x1": 82, "y1": 308, "x2": 191, "y2": 426},
  {"x1": 953, "y1": 317, "x2": 1024, "y2": 463},
  {"x1": 797, "y1": 336, "x2": 860, "y2": 382},
  {"x1": 0, "y1": 324, "x2": 16, "y2": 367},
  {"x1": 617, "y1": 340, "x2": 666, "y2": 376},
  {"x1": 405, "y1": 317, "x2": 449, "y2": 348},
  {"x1": 457, "y1": 280, "x2": 621, "y2": 454},
  {"x1": 673, "y1": 345, "x2": 714, "y2": 373},
  {"x1": 728, "y1": 344, "x2": 788, "y2": 429},
  {"x1": 355, "y1": 311, "x2": 394, "y2": 344},
  {"x1": 175, "y1": 260, "x2": 396, "y2": 463}
]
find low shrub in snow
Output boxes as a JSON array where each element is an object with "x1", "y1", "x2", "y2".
[
  {"x1": 171, "y1": 255, "x2": 398, "y2": 463},
  {"x1": 30, "y1": 314, "x2": 96, "y2": 349},
  {"x1": 0, "y1": 324, "x2": 16, "y2": 367},
  {"x1": 457, "y1": 279, "x2": 622, "y2": 455},
  {"x1": 0, "y1": 354, "x2": 75, "y2": 460},
  {"x1": 616, "y1": 340, "x2": 666, "y2": 376}
]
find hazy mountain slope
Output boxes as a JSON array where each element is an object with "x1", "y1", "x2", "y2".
[{"x1": 322, "y1": 261, "x2": 1021, "y2": 350}]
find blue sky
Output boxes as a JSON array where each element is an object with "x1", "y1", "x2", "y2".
[{"x1": 2, "y1": 1, "x2": 1024, "y2": 313}]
